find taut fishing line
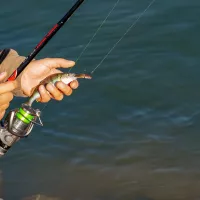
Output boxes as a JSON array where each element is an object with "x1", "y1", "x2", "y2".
[
  {"x1": 47, "y1": 0, "x2": 156, "y2": 111},
  {"x1": 44, "y1": 0, "x2": 121, "y2": 111},
  {"x1": 68, "y1": 0, "x2": 121, "y2": 73},
  {"x1": 90, "y1": 0, "x2": 156, "y2": 74}
]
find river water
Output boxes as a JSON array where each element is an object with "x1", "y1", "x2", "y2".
[{"x1": 1, "y1": 0, "x2": 200, "y2": 199}]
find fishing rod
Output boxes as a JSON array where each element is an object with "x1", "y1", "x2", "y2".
[
  {"x1": 7, "y1": 0, "x2": 85, "y2": 81},
  {"x1": 0, "y1": 0, "x2": 156, "y2": 157},
  {"x1": 0, "y1": 0, "x2": 87, "y2": 157}
]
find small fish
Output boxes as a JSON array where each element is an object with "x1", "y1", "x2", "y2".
[{"x1": 27, "y1": 73, "x2": 92, "y2": 106}]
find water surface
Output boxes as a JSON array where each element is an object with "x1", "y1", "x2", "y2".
[{"x1": 1, "y1": 0, "x2": 200, "y2": 199}]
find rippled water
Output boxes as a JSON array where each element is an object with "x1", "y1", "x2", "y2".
[{"x1": 1, "y1": 0, "x2": 200, "y2": 199}]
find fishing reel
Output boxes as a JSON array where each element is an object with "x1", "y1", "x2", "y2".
[{"x1": 0, "y1": 103, "x2": 42, "y2": 156}]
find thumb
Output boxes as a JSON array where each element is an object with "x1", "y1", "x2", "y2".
[
  {"x1": 0, "y1": 72, "x2": 7, "y2": 82},
  {"x1": 0, "y1": 72, "x2": 18, "y2": 93},
  {"x1": 37, "y1": 58, "x2": 75, "y2": 70}
]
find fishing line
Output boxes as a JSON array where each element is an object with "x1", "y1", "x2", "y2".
[
  {"x1": 68, "y1": 0, "x2": 121, "y2": 73},
  {"x1": 7, "y1": 0, "x2": 85, "y2": 81},
  {"x1": 42, "y1": 0, "x2": 156, "y2": 111},
  {"x1": 90, "y1": 0, "x2": 156, "y2": 74},
  {"x1": 41, "y1": 103, "x2": 48, "y2": 112}
]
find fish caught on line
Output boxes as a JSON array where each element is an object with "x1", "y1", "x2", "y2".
[{"x1": 27, "y1": 73, "x2": 92, "y2": 106}]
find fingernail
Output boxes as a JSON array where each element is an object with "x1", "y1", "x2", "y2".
[
  {"x1": 50, "y1": 82, "x2": 55, "y2": 87},
  {"x1": 39, "y1": 85, "x2": 45, "y2": 92},
  {"x1": 69, "y1": 61, "x2": 75, "y2": 66},
  {"x1": 0, "y1": 72, "x2": 6, "y2": 77}
]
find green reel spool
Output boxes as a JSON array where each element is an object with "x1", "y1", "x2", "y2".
[{"x1": 16, "y1": 107, "x2": 34, "y2": 124}]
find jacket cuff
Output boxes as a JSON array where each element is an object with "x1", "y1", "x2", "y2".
[{"x1": 0, "y1": 49, "x2": 27, "y2": 97}]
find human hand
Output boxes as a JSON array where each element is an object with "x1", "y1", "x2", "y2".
[
  {"x1": 0, "y1": 72, "x2": 17, "y2": 120},
  {"x1": 20, "y1": 58, "x2": 79, "y2": 102}
]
